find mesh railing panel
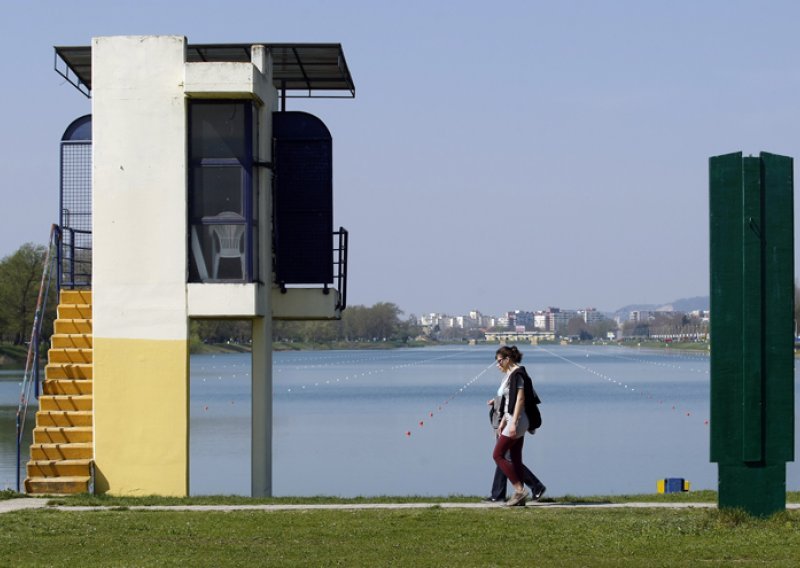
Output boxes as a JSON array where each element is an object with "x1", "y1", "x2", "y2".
[{"x1": 60, "y1": 141, "x2": 92, "y2": 287}]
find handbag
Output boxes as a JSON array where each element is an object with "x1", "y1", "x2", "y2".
[{"x1": 488, "y1": 395, "x2": 503, "y2": 430}]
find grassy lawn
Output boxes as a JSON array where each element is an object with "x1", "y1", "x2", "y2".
[{"x1": 1, "y1": 505, "x2": 799, "y2": 566}]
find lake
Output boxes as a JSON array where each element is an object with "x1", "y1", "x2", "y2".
[{"x1": 2, "y1": 344, "x2": 798, "y2": 497}]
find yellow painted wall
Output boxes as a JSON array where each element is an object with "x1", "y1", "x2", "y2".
[{"x1": 93, "y1": 338, "x2": 188, "y2": 495}]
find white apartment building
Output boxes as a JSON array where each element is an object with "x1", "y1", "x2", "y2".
[{"x1": 580, "y1": 308, "x2": 606, "y2": 324}]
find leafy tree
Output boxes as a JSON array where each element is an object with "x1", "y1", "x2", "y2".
[
  {"x1": 190, "y1": 319, "x2": 250, "y2": 344},
  {"x1": 395, "y1": 316, "x2": 422, "y2": 342},
  {"x1": 365, "y1": 302, "x2": 403, "y2": 340},
  {"x1": 566, "y1": 317, "x2": 590, "y2": 338},
  {"x1": 0, "y1": 243, "x2": 57, "y2": 345},
  {"x1": 271, "y1": 302, "x2": 409, "y2": 344},
  {"x1": 622, "y1": 319, "x2": 650, "y2": 338},
  {"x1": 588, "y1": 318, "x2": 618, "y2": 339}
]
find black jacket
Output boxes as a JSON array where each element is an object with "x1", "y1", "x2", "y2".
[{"x1": 506, "y1": 366, "x2": 542, "y2": 432}]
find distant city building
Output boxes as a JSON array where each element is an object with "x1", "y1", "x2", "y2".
[
  {"x1": 414, "y1": 304, "x2": 644, "y2": 339},
  {"x1": 579, "y1": 308, "x2": 605, "y2": 324},
  {"x1": 629, "y1": 310, "x2": 673, "y2": 322},
  {"x1": 512, "y1": 310, "x2": 534, "y2": 330},
  {"x1": 484, "y1": 330, "x2": 556, "y2": 344}
]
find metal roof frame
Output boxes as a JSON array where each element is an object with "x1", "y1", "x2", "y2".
[{"x1": 54, "y1": 42, "x2": 356, "y2": 100}]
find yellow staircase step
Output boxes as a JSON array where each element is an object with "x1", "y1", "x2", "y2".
[
  {"x1": 24, "y1": 476, "x2": 91, "y2": 495},
  {"x1": 27, "y1": 459, "x2": 93, "y2": 478},
  {"x1": 53, "y1": 319, "x2": 92, "y2": 334},
  {"x1": 50, "y1": 334, "x2": 93, "y2": 349},
  {"x1": 45, "y1": 363, "x2": 93, "y2": 380},
  {"x1": 36, "y1": 410, "x2": 93, "y2": 428},
  {"x1": 48, "y1": 348, "x2": 93, "y2": 364},
  {"x1": 30, "y1": 443, "x2": 93, "y2": 461},
  {"x1": 59, "y1": 289, "x2": 92, "y2": 305},
  {"x1": 42, "y1": 379, "x2": 93, "y2": 396},
  {"x1": 39, "y1": 395, "x2": 93, "y2": 411},
  {"x1": 33, "y1": 426, "x2": 93, "y2": 444},
  {"x1": 57, "y1": 304, "x2": 92, "y2": 319}
]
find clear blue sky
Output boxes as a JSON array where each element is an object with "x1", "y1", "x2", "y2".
[{"x1": 2, "y1": 0, "x2": 800, "y2": 316}]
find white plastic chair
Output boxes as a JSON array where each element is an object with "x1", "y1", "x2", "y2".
[{"x1": 210, "y1": 212, "x2": 246, "y2": 279}]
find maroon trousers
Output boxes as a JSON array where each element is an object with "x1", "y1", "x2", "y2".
[{"x1": 492, "y1": 434, "x2": 525, "y2": 485}]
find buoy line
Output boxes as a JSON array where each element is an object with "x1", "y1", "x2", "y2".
[
  {"x1": 194, "y1": 352, "x2": 432, "y2": 375},
  {"x1": 570, "y1": 347, "x2": 709, "y2": 377},
  {"x1": 274, "y1": 351, "x2": 442, "y2": 372},
  {"x1": 539, "y1": 347, "x2": 709, "y2": 427},
  {"x1": 404, "y1": 362, "x2": 495, "y2": 438},
  {"x1": 282, "y1": 350, "x2": 468, "y2": 394}
]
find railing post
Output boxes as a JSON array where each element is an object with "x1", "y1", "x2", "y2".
[
  {"x1": 69, "y1": 228, "x2": 76, "y2": 289},
  {"x1": 15, "y1": 411, "x2": 21, "y2": 493},
  {"x1": 55, "y1": 225, "x2": 62, "y2": 291},
  {"x1": 333, "y1": 227, "x2": 348, "y2": 312},
  {"x1": 33, "y1": 328, "x2": 40, "y2": 400}
]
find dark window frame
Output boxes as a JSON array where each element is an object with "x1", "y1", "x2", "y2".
[{"x1": 188, "y1": 101, "x2": 256, "y2": 283}]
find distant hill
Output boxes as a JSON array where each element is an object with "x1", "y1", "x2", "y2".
[{"x1": 613, "y1": 296, "x2": 709, "y2": 321}]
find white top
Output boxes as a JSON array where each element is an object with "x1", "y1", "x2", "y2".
[{"x1": 498, "y1": 366, "x2": 528, "y2": 439}]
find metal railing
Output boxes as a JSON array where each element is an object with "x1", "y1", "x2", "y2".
[
  {"x1": 16, "y1": 224, "x2": 59, "y2": 492},
  {"x1": 58, "y1": 226, "x2": 92, "y2": 290},
  {"x1": 334, "y1": 227, "x2": 348, "y2": 311}
]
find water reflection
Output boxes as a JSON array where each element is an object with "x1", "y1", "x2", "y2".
[{"x1": 0, "y1": 374, "x2": 36, "y2": 491}]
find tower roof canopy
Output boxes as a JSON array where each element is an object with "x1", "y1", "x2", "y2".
[{"x1": 54, "y1": 42, "x2": 356, "y2": 99}]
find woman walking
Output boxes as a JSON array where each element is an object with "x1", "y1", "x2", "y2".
[{"x1": 492, "y1": 345, "x2": 535, "y2": 506}]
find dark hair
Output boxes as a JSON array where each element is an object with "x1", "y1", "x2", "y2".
[{"x1": 496, "y1": 345, "x2": 523, "y2": 364}]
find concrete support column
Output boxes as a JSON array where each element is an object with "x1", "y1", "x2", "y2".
[
  {"x1": 251, "y1": 317, "x2": 273, "y2": 496},
  {"x1": 251, "y1": 44, "x2": 276, "y2": 497}
]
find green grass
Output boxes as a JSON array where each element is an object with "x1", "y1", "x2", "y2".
[{"x1": 1, "y1": 506, "x2": 800, "y2": 566}]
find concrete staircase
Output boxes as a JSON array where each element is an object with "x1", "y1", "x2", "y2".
[{"x1": 25, "y1": 289, "x2": 94, "y2": 495}]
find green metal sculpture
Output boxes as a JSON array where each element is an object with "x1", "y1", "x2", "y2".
[{"x1": 709, "y1": 152, "x2": 794, "y2": 517}]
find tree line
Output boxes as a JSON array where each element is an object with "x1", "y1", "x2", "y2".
[{"x1": 194, "y1": 302, "x2": 420, "y2": 345}]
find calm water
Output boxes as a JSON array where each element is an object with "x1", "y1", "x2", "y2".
[{"x1": 2, "y1": 345, "x2": 799, "y2": 497}]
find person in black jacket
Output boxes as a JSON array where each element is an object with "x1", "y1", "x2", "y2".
[
  {"x1": 484, "y1": 390, "x2": 546, "y2": 503},
  {"x1": 486, "y1": 345, "x2": 545, "y2": 506}
]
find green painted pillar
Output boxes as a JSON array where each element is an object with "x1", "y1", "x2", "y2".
[{"x1": 709, "y1": 152, "x2": 795, "y2": 517}]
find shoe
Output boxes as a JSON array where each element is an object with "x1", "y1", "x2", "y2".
[
  {"x1": 481, "y1": 496, "x2": 502, "y2": 503},
  {"x1": 532, "y1": 486, "x2": 546, "y2": 501},
  {"x1": 505, "y1": 489, "x2": 529, "y2": 507}
]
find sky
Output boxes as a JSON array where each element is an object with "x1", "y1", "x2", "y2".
[{"x1": 2, "y1": 0, "x2": 800, "y2": 317}]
